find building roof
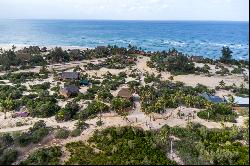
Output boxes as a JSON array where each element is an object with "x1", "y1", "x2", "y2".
[
  {"x1": 61, "y1": 85, "x2": 79, "y2": 93},
  {"x1": 117, "y1": 88, "x2": 133, "y2": 99},
  {"x1": 61, "y1": 72, "x2": 80, "y2": 79},
  {"x1": 200, "y1": 93, "x2": 224, "y2": 103},
  {"x1": 224, "y1": 96, "x2": 249, "y2": 105}
]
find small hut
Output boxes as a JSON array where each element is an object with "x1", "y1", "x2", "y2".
[{"x1": 117, "y1": 88, "x2": 133, "y2": 100}]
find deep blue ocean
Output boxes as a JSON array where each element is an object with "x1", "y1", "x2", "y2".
[{"x1": 0, "y1": 19, "x2": 248, "y2": 60}]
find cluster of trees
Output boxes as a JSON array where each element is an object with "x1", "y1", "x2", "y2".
[
  {"x1": 148, "y1": 49, "x2": 196, "y2": 75},
  {"x1": 0, "y1": 72, "x2": 48, "y2": 84},
  {"x1": 137, "y1": 81, "x2": 215, "y2": 114},
  {"x1": 15, "y1": 120, "x2": 50, "y2": 147},
  {"x1": 111, "y1": 97, "x2": 132, "y2": 115},
  {"x1": 144, "y1": 72, "x2": 161, "y2": 84},
  {"x1": 158, "y1": 123, "x2": 249, "y2": 165},
  {"x1": 77, "y1": 100, "x2": 109, "y2": 120},
  {"x1": 19, "y1": 146, "x2": 62, "y2": 165},
  {"x1": 197, "y1": 103, "x2": 237, "y2": 122},
  {"x1": 215, "y1": 81, "x2": 248, "y2": 96},
  {"x1": 55, "y1": 102, "x2": 80, "y2": 122},
  {"x1": 65, "y1": 126, "x2": 176, "y2": 165},
  {"x1": 29, "y1": 82, "x2": 50, "y2": 91},
  {"x1": 23, "y1": 92, "x2": 60, "y2": 118},
  {"x1": 101, "y1": 71, "x2": 127, "y2": 90},
  {"x1": 0, "y1": 48, "x2": 46, "y2": 70},
  {"x1": 0, "y1": 133, "x2": 18, "y2": 165}
]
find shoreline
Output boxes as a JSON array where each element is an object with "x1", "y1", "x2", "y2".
[{"x1": 0, "y1": 44, "x2": 91, "y2": 51}]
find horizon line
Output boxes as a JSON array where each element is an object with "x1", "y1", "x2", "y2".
[{"x1": 0, "y1": 18, "x2": 249, "y2": 22}]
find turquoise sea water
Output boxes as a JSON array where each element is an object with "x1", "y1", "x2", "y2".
[{"x1": 0, "y1": 19, "x2": 248, "y2": 60}]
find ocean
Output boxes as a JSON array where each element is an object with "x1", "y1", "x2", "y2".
[{"x1": 0, "y1": 19, "x2": 249, "y2": 60}]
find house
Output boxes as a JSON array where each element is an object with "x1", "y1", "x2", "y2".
[
  {"x1": 117, "y1": 88, "x2": 133, "y2": 100},
  {"x1": 224, "y1": 96, "x2": 249, "y2": 107},
  {"x1": 12, "y1": 111, "x2": 29, "y2": 118},
  {"x1": 60, "y1": 72, "x2": 80, "y2": 80},
  {"x1": 60, "y1": 85, "x2": 79, "y2": 97},
  {"x1": 199, "y1": 93, "x2": 225, "y2": 103},
  {"x1": 189, "y1": 56, "x2": 204, "y2": 62}
]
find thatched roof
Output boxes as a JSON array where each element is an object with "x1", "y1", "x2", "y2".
[{"x1": 117, "y1": 88, "x2": 133, "y2": 99}]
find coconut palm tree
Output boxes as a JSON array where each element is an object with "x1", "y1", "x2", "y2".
[
  {"x1": 227, "y1": 95, "x2": 235, "y2": 107},
  {"x1": 219, "y1": 80, "x2": 226, "y2": 89},
  {"x1": 0, "y1": 97, "x2": 14, "y2": 119}
]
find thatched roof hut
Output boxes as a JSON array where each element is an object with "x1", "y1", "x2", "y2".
[{"x1": 117, "y1": 88, "x2": 133, "y2": 100}]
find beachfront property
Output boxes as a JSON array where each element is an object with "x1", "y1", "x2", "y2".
[
  {"x1": 59, "y1": 72, "x2": 80, "y2": 80},
  {"x1": 59, "y1": 85, "x2": 79, "y2": 98},
  {"x1": 199, "y1": 92, "x2": 225, "y2": 103},
  {"x1": 117, "y1": 88, "x2": 133, "y2": 100},
  {"x1": 224, "y1": 96, "x2": 249, "y2": 107}
]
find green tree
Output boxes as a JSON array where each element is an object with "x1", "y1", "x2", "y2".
[
  {"x1": 220, "y1": 46, "x2": 233, "y2": 63},
  {"x1": 219, "y1": 80, "x2": 226, "y2": 88}
]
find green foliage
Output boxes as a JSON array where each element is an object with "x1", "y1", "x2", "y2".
[
  {"x1": 55, "y1": 102, "x2": 79, "y2": 122},
  {"x1": 30, "y1": 82, "x2": 50, "y2": 91},
  {"x1": 0, "y1": 48, "x2": 46, "y2": 70},
  {"x1": 0, "y1": 85, "x2": 26, "y2": 100},
  {"x1": 0, "y1": 148, "x2": 18, "y2": 165},
  {"x1": 149, "y1": 49, "x2": 195, "y2": 75},
  {"x1": 77, "y1": 100, "x2": 109, "y2": 120},
  {"x1": 144, "y1": 72, "x2": 161, "y2": 84},
  {"x1": 29, "y1": 101, "x2": 60, "y2": 118},
  {"x1": 0, "y1": 72, "x2": 48, "y2": 84},
  {"x1": 220, "y1": 46, "x2": 233, "y2": 63},
  {"x1": 158, "y1": 124, "x2": 249, "y2": 165},
  {"x1": 54, "y1": 128, "x2": 70, "y2": 139},
  {"x1": 65, "y1": 126, "x2": 176, "y2": 165},
  {"x1": 15, "y1": 120, "x2": 49, "y2": 147},
  {"x1": 0, "y1": 133, "x2": 14, "y2": 148},
  {"x1": 197, "y1": 103, "x2": 237, "y2": 122},
  {"x1": 111, "y1": 97, "x2": 132, "y2": 115},
  {"x1": 19, "y1": 146, "x2": 62, "y2": 165},
  {"x1": 97, "y1": 88, "x2": 113, "y2": 102},
  {"x1": 70, "y1": 128, "x2": 82, "y2": 137}
]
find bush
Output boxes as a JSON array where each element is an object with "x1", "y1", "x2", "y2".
[
  {"x1": 70, "y1": 129, "x2": 82, "y2": 137},
  {"x1": 54, "y1": 128, "x2": 70, "y2": 139},
  {"x1": 96, "y1": 120, "x2": 103, "y2": 126},
  {"x1": 197, "y1": 103, "x2": 237, "y2": 122},
  {"x1": 0, "y1": 148, "x2": 18, "y2": 165},
  {"x1": 15, "y1": 120, "x2": 49, "y2": 147},
  {"x1": 19, "y1": 146, "x2": 62, "y2": 165}
]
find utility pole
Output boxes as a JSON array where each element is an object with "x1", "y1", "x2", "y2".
[
  {"x1": 207, "y1": 112, "x2": 209, "y2": 122},
  {"x1": 170, "y1": 139, "x2": 173, "y2": 159}
]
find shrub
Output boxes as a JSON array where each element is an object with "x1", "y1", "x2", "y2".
[
  {"x1": 19, "y1": 146, "x2": 62, "y2": 165},
  {"x1": 0, "y1": 148, "x2": 18, "y2": 165},
  {"x1": 54, "y1": 128, "x2": 70, "y2": 139},
  {"x1": 70, "y1": 129, "x2": 82, "y2": 137}
]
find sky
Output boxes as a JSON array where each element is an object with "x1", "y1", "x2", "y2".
[{"x1": 0, "y1": 0, "x2": 249, "y2": 21}]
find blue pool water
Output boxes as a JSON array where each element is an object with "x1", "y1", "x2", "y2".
[{"x1": 0, "y1": 19, "x2": 248, "y2": 60}]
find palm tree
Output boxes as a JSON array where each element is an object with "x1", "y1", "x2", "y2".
[
  {"x1": 12, "y1": 45, "x2": 16, "y2": 51},
  {"x1": 240, "y1": 83, "x2": 245, "y2": 90},
  {"x1": 227, "y1": 95, "x2": 235, "y2": 107},
  {"x1": 0, "y1": 97, "x2": 14, "y2": 119},
  {"x1": 219, "y1": 80, "x2": 226, "y2": 88}
]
